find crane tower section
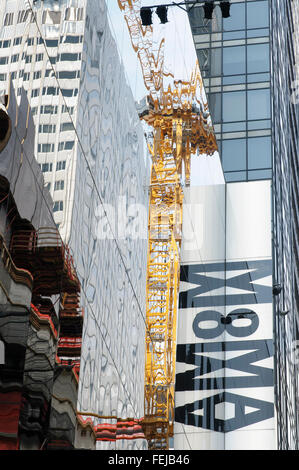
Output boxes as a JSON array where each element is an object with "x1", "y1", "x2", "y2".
[{"x1": 118, "y1": 0, "x2": 218, "y2": 449}]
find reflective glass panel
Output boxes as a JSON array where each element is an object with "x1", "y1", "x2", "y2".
[
  {"x1": 223, "y1": 3, "x2": 245, "y2": 31},
  {"x1": 247, "y1": 89, "x2": 270, "y2": 120},
  {"x1": 248, "y1": 136, "x2": 272, "y2": 169},
  {"x1": 247, "y1": 1, "x2": 269, "y2": 29},
  {"x1": 223, "y1": 46, "x2": 246, "y2": 75},
  {"x1": 247, "y1": 43, "x2": 270, "y2": 73},
  {"x1": 225, "y1": 171, "x2": 247, "y2": 182},
  {"x1": 222, "y1": 139, "x2": 246, "y2": 171},
  {"x1": 223, "y1": 91, "x2": 246, "y2": 122}
]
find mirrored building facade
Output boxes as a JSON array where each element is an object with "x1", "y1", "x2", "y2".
[{"x1": 0, "y1": 0, "x2": 149, "y2": 450}]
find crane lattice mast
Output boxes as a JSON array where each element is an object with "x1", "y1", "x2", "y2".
[{"x1": 118, "y1": 0, "x2": 217, "y2": 449}]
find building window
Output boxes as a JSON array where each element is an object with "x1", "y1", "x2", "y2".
[
  {"x1": 223, "y1": 91, "x2": 246, "y2": 122},
  {"x1": 39, "y1": 124, "x2": 56, "y2": 133},
  {"x1": 60, "y1": 122, "x2": 74, "y2": 132},
  {"x1": 54, "y1": 180, "x2": 65, "y2": 191},
  {"x1": 45, "y1": 39, "x2": 58, "y2": 47},
  {"x1": 247, "y1": 89, "x2": 270, "y2": 121},
  {"x1": 36, "y1": 53, "x2": 44, "y2": 62},
  {"x1": 223, "y1": 46, "x2": 246, "y2": 76},
  {"x1": 14, "y1": 37, "x2": 22, "y2": 45},
  {"x1": 11, "y1": 54, "x2": 19, "y2": 63},
  {"x1": 53, "y1": 201, "x2": 64, "y2": 212},
  {"x1": 40, "y1": 105, "x2": 58, "y2": 114},
  {"x1": 56, "y1": 161, "x2": 66, "y2": 171},
  {"x1": 0, "y1": 73, "x2": 7, "y2": 81},
  {"x1": 17, "y1": 10, "x2": 29, "y2": 23},
  {"x1": 25, "y1": 55, "x2": 32, "y2": 63},
  {"x1": 27, "y1": 37, "x2": 34, "y2": 46},
  {"x1": 33, "y1": 71, "x2": 41, "y2": 80},
  {"x1": 248, "y1": 136, "x2": 272, "y2": 170},
  {"x1": 38, "y1": 144, "x2": 55, "y2": 153},
  {"x1": 41, "y1": 162, "x2": 53, "y2": 172},
  {"x1": 62, "y1": 105, "x2": 74, "y2": 114},
  {"x1": 247, "y1": 44, "x2": 270, "y2": 74},
  {"x1": 60, "y1": 35, "x2": 83, "y2": 44},
  {"x1": 58, "y1": 70, "x2": 79, "y2": 79},
  {"x1": 45, "y1": 69, "x2": 54, "y2": 77},
  {"x1": 225, "y1": 171, "x2": 247, "y2": 182},
  {"x1": 23, "y1": 72, "x2": 30, "y2": 81},
  {"x1": 42, "y1": 86, "x2": 59, "y2": 96},
  {"x1": 248, "y1": 169, "x2": 272, "y2": 180},
  {"x1": 4, "y1": 13, "x2": 14, "y2": 26},
  {"x1": 58, "y1": 52, "x2": 81, "y2": 62},
  {"x1": 0, "y1": 57, "x2": 9, "y2": 65},
  {"x1": 222, "y1": 139, "x2": 246, "y2": 172},
  {"x1": 0, "y1": 39, "x2": 11, "y2": 48},
  {"x1": 31, "y1": 88, "x2": 39, "y2": 98},
  {"x1": 247, "y1": 1, "x2": 269, "y2": 30}
]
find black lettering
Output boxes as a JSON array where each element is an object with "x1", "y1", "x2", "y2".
[
  {"x1": 192, "y1": 310, "x2": 225, "y2": 339},
  {"x1": 180, "y1": 260, "x2": 272, "y2": 308},
  {"x1": 175, "y1": 392, "x2": 274, "y2": 432},
  {"x1": 192, "y1": 309, "x2": 259, "y2": 339},
  {"x1": 175, "y1": 339, "x2": 273, "y2": 391}
]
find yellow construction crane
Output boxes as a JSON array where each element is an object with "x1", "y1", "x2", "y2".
[{"x1": 118, "y1": 0, "x2": 217, "y2": 449}]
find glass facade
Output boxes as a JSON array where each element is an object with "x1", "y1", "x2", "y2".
[{"x1": 188, "y1": 0, "x2": 272, "y2": 182}]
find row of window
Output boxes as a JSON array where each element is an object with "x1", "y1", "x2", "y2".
[
  {"x1": 44, "y1": 180, "x2": 65, "y2": 191},
  {"x1": 40, "y1": 105, "x2": 74, "y2": 114},
  {"x1": 39, "y1": 123, "x2": 74, "y2": 133},
  {"x1": 48, "y1": 52, "x2": 82, "y2": 64},
  {"x1": 38, "y1": 141, "x2": 74, "y2": 153},
  {"x1": 40, "y1": 161, "x2": 66, "y2": 172},
  {"x1": 3, "y1": 6, "x2": 84, "y2": 27},
  {"x1": 32, "y1": 105, "x2": 75, "y2": 116},
  {"x1": 0, "y1": 52, "x2": 82, "y2": 66},
  {"x1": 7, "y1": 68, "x2": 79, "y2": 82},
  {"x1": 191, "y1": 1, "x2": 269, "y2": 34},
  {"x1": 12, "y1": 34, "x2": 83, "y2": 47},
  {"x1": 208, "y1": 88, "x2": 271, "y2": 123},
  {"x1": 30, "y1": 87, "x2": 79, "y2": 97},
  {"x1": 221, "y1": 136, "x2": 272, "y2": 173},
  {"x1": 202, "y1": 43, "x2": 270, "y2": 77}
]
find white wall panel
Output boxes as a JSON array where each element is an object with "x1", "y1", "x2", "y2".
[{"x1": 175, "y1": 181, "x2": 276, "y2": 450}]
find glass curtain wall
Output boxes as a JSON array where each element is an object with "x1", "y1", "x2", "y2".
[{"x1": 188, "y1": 0, "x2": 272, "y2": 182}]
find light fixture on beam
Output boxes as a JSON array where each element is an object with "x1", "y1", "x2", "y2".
[
  {"x1": 203, "y1": 1, "x2": 215, "y2": 20},
  {"x1": 140, "y1": 7, "x2": 153, "y2": 26},
  {"x1": 156, "y1": 6, "x2": 168, "y2": 24},
  {"x1": 220, "y1": 1, "x2": 231, "y2": 18}
]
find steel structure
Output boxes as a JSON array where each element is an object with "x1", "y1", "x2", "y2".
[{"x1": 118, "y1": 0, "x2": 217, "y2": 449}]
